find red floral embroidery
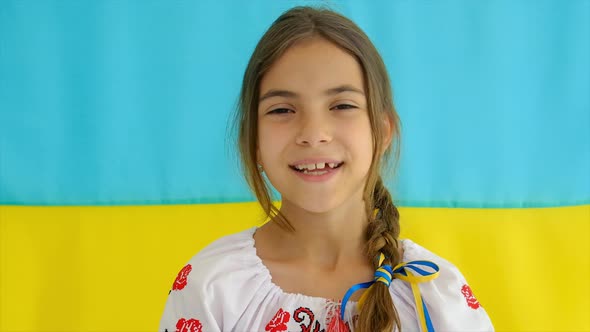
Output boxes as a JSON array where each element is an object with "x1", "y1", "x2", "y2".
[
  {"x1": 175, "y1": 318, "x2": 202, "y2": 332},
  {"x1": 327, "y1": 315, "x2": 349, "y2": 332},
  {"x1": 266, "y1": 308, "x2": 291, "y2": 332},
  {"x1": 461, "y1": 284, "x2": 481, "y2": 309},
  {"x1": 325, "y1": 304, "x2": 350, "y2": 332},
  {"x1": 294, "y1": 307, "x2": 323, "y2": 332},
  {"x1": 173, "y1": 264, "x2": 192, "y2": 291}
]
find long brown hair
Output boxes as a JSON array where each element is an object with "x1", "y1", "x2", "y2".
[{"x1": 234, "y1": 6, "x2": 402, "y2": 332}]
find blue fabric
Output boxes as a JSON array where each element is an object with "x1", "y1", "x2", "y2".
[
  {"x1": 340, "y1": 281, "x2": 373, "y2": 320},
  {"x1": 1, "y1": 0, "x2": 588, "y2": 207},
  {"x1": 423, "y1": 296, "x2": 435, "y2": 332}
]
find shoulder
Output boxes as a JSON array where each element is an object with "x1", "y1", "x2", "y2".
[
  {"x1": 163, "y1": 227, "x2": 274, "y2": 330},
  {"x1": 191, "y1": 226, "x2": 259, "y2": 261},
  {"x1": 400, "y1": 239, "x2": 464, "y2": 281},
  {"x1": 184, "y1": 227, "x2": 267, "y2": 287},
  {"x1": 392, "y1": 239, "x2": 495, "y2": 331}
]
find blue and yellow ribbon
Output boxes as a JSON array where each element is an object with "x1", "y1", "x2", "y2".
[
  {"x1": 340, "y1": 253, "x2": 440, "y2": 332},
  {"x1": 391, "y1": 260, "x2": 440, "y2": 332}
]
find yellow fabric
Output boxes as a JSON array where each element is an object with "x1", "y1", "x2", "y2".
[
  {"x1": 0, "y1": 204, "x2": 588, "y2": 331},
  {"x1": 375, "y1": 266, "x2": 392, "y2": 285},
  {"x1": 378, "y1": 252, "x2": 386, "y2": 266}
]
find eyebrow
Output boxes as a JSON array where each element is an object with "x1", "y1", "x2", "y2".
[{"x1": 259, "y1": 84, "x2": 365, "y2": 103}]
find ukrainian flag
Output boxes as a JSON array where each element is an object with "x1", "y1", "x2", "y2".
[{"x1": 1, "y1": 1, "x2": 588, "y2": 331}]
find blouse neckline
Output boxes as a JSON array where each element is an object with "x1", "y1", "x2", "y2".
[{"x1": 243, "y1": 226, "x2": 412, "y2": 307}]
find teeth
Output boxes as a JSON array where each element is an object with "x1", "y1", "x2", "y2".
[{"x1": 293, "y1": 162, "x2": 341, "y2": 171}]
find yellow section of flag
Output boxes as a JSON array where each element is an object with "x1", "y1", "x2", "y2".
[{"x1": 0, "y1": 204, "x2": 588, "y2": 331}]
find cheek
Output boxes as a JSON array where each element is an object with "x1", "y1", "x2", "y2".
[
  {"x1": 342, "y1": 120, "x2": 374, "y2": 156},
  {"x1": 258, "y1": 123, "x2": 288, "y2": 164}
]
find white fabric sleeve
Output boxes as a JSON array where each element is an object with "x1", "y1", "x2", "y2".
[
  {"x1": 159, "y1": 263, "x2": 221, "y2": 332},
  {"x1": 404, "y1": 240, "x2": 495, "y2": 331}
]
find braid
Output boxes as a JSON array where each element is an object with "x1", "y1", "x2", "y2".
[{"x1": 356, "y1": 177, "x2": 402, "y2": 332}]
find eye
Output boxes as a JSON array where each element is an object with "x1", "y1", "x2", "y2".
[
  {"x1": 330, "y1": 104, "x2": 357, "y2": 111},
  {"x1": 267, "y1": 108, "x2": 294, "y2": 115}
]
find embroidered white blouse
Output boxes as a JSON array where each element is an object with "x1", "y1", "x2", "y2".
[{"x1": 159, "y1": 227, "x2": 494, "y2": 332}]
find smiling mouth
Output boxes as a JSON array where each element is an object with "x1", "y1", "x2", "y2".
[{"x1": 288, "y1": 162, "x2": 344, "y2": 174}]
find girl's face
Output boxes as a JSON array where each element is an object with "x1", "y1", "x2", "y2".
[{"x1": 257, "y1": 37, "x2": 374, "y2": 214}]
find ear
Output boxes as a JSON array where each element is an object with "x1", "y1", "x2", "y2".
[{"x1": 380, "y1": 114, "x2": 395, "y2": 155}]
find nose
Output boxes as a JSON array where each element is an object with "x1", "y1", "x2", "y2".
[{"x1": 295, "y1": 111, "x2": 332, "y2": 147}]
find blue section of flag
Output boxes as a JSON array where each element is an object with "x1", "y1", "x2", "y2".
[{"x1": 1, "y1": 0, "x2": 588, "y2": 206}]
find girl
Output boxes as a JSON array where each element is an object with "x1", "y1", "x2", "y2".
[{"x1": 160, "y1": 6, "x2": 494, "y2": 332}]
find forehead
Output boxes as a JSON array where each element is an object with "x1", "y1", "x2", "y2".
[{"x1": 259, "y1": 37, "x2": 365, "y2": 97}]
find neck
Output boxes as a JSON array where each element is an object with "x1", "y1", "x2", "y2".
[{"x1": 269, "y1": 196, "x2": 369, "y2": 270}]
